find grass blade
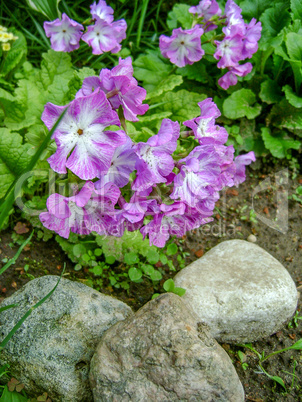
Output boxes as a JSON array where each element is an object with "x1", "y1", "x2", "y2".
[
  {"x1": 136, "y1": 0, "x2": 150, "y2": 48},
  {"x1": 0, "y1": 231, "x2": 34, "y2": 276},
  {"x1": 0, "y1": 264, "x2": 66, "y2": 351}
]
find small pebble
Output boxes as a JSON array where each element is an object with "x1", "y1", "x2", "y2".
[{"x1": 247, "y1": 234, "x2": 257, "y2": 243}]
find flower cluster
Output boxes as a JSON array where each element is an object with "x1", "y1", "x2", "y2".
[
  {"x1": 0, "y1": 25, "x2": 18, "y2": 51},
  {"x1": 43, "y1": 0, "x2": 126, "y2": 54},
  {"x1": 40, "y1": 61, "x2": 255, "y2": 247},
  {"x1": 159, "y1": 0, "x2": 261, "y2": 89}
]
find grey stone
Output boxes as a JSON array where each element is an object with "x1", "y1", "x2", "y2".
[
  {"x1": 174, "y1": 240, "x2": 298, "y2": 343},
  {"x1": 0, "y1": 275, "x2": 132, "y2": 401},
  {"x1": 90, "y1": 293, "x2": 244, "y2": 402},
  {"x1": 247, "y1": 234, "x2": 257, "y2": 243}
]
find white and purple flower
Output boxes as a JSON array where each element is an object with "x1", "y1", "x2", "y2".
[
  {"x1": 184, "y1": 98, "x2": 228, "y2": 144},
  {"x1": 44, "y1": 13, "x2": 83, "y2": 52},
  {"x1": 159, "y1": 26, "x2": 205, "y2": 68},
  {"x1": 81, "y1": 17, "x2": 127, "y2": 55},
  {"x1": 218, "y1": 62, "x2": 253, "y2": 89},
  {"x1": 90, "y1": 0, "x2": 114, "y2": 22},
  {"x1": 42, "y1": 91, "x2": 126, "y2": 180},
  {"x1": 132, "y1": 119, "x2": 180, "y2": 191}
]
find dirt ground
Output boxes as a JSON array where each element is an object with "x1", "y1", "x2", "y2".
[{"x1": 0, "y1": 160, "x2": 302, "y2": 401}]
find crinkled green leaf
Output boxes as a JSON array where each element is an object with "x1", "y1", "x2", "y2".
[
  {"x1": 260, "y1": 79, "x2": 283, "y2": 104},
  {"x1": 283, "y1": 84, "x2": 302, "y2": 107},
  {"x1": 291, "y1": 0, "x2": 302, "y2": 20},
  {"x1": 156, "y1": 89, "x2": 206, "y2": 122},
  {"x1": 261, "y1": 127, "x2": 300, "y2": 158},
  {"x1": 1, "y1": 30, "x2": 27, "y2": 77},
  {"x1": 146, "y1": 74, "x2": 183, "y2": 99},
  {"x1": 177, "y1": 61, "x2": 208, "y2": 83},
  {"x1": 133, "y1": 50, "x2": 172, "y2": 92},
  {"x1": 268, "y1": 99, "x2": 302, "y2": 136},
  {"x1": 0, "y1": 129, "x2": 32, "y2": 198},
  {"x1": 167, "y1": 3, "x2": 193, "y2": 29},
  {"x1": 39, "y1": 50, "x2": 73, "y2": 90},
  {"x1": 259, "y1": 3, "x2": 291, "y2": 50},
  {"x1": 223, "y1": 89, "x2": 262, "y2": 120},
  {"x1": 240, "y1": 0, "x2": 273, "y2": 20},
  {"x1": 76, "y1": 67, "x2": 96, "y2": 80}
]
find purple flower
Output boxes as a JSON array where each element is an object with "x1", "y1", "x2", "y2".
[
  {"x1": 40, "y1": 182, "x2": 95, "y2": 238},
  {"x1": 95, "y1": 135, "x2": 137, "y2": 188},
  {"x1": 218, "y1": 62, "x2": 253, "y2": 89},
  {"x1": 42, "y1": 91, "x2": 127, "y2": 180},
  {"x1": 214, "y1": 34, "x2": 243, "y2": 68},
  {"x1": 171, "y1": 147, "x2": 221, "y2": 206},
  {"x1": 40, "y1": 181, "x2": 122, "y2": 238},
  {"x1": 76, "y1": 58, "x2": 149, "y2": 122},
  {"x1": 223, "y1": 0, "x2": 245, "y2": 37},
  {"x1": 159, "y1": 26, "x2": 204, "y2": 68},
  {"x1": 90, "y1": 0, "x2": 114, "y2": 23},
  {"x1": 184, "y1": 98, "x2": 228, "y2": 144},
  {"x1": 242, "y1": 19, "x2": 262, "y2": 59},
  {"x1": 132, "y1": 119, "x2": 180, "y2": 192},
  {"x1": 233, "y1": 151, "x2": 256, "y2": 186},
  {"x1": 44, "y1": 13, "x2": 83, "y2": 52},
  {"x1": 99, "y1": 57, "x2": 149, "y2": 121},
  {"x1": 189, "y1": 0, "x2": 221, "y2": 31},
  {"x1": 81, "y1": 17, "x2": 127, "y2": 55}
]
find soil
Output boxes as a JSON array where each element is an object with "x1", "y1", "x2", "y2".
[{"x1": 0, "y1": 160, "x2": 302, "y2": 401}]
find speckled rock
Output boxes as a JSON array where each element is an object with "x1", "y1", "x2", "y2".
[
  {"x1": 90, "y1": 293, "x2": 244, "y2": 401},
  {"x1": 0, "y1": 275, "x2": 132, "y2": 401},
  {"x1": 174, "y1": 240, "x2": 298, "y2": 343}
]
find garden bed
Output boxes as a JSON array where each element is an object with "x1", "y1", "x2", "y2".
[{"x1": 1, "y1": 162, "x2": 301, "y2": 401}]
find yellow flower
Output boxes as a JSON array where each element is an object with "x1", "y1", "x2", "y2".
[
  {"x1": 2, "y1": 43, "x2": 11, "y2": 51},
  {"x1": 0, "y1": 26, "x2": 8, "y2": 32}
]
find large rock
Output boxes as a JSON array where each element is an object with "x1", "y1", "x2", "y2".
[
  {"x1": 174, "y1": 240, "x2": 298, "y2": 343},
  {"x1": 0, "y1": 275, "x2": 132, "y2": 401},
  {"x1": 90, "y1": 293, "x2": 244, "y2": 401}
]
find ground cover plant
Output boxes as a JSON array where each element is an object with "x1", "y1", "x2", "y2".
[{"x1": 0, "y1": 0, "x2": 301, "y2": 400}]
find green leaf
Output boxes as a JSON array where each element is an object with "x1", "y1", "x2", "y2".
[
  {"x1": 156, "y1": 89, "x2": 206, "y2": 122},
  {"x1": 72, "y1": 244, "x2": 86, "y2": 258},
  {"x1": 261, "y1": 127, "x2": 301, "y2": 158},
  {"x1": 259, "y1": 3, "x2": 291, "y2": 50},
  {"x1": 94, "y1": 248, "x2": 102, "y2": 257},
  {"x1": 105, "y1": 255, "x2": 116, "y2": 265},
  {"x1": 288, "y1": 338, "x2": 302, "y2": 349},
  {"x1": 26, "y1": 0, "x2": 61, "y2": 20},
  {"x1": 146, "y1": 249, "x2": 160, "y2": 264},
  {"x1": 223, "y1": 89, "x2": 262, "y2": 120},
  {"x1": 163, "y1": 278, "x2": 175, "y2": 292},
  {"x1": 268, "y1": 99, "x2": 302, "y2": 136},
  {"x1": 124, "y1": 252, "x2": 139, "y2": 265},
  {"x1": 166, "y1": 243, "x2": 178, "y2": 256},
  {"x1": 167, "y1": 4, "x2": 193, "y2": 29},
  {"x1": 0, "y1": 129, "x2": 32, "y2": 198},
  {"x1": 291, "y1": 0, "x2": 302, "y2": 20},
  {"x1": 149, "y1": 270, "x2": 163, "y2": 281},
  {"x1": 0, "y1": 385, "x2": 27, "y2": 402},
  {"x1": 240, "y1": 0, "x2": 273, "y2": 20},
  {"x1": 285, "y1": 32, "x2": 302, "y2": 89},
  {"x1": 177, "y1": 61, "x2": 208, "y2": 83},
  {"x1": 0, "y1": 231, "x2": 33, "y2": 276},
  {"x1": 1, "y1": 31, "x2": 27, "y2": 77},
  {"x1": 141, "y1": 264, "x2": 154, "y2": 275},
  {"x1": 260, "y1": 79, "x2": 283, "y2": 104},
  {"x1": 146, "y1": 75, "x2": 183, "y2": 99},
  {"x1": 283, "y1": 84, "x2": 302, "y2": 107},
  {"x1": 173, "y1": 287, "x2": 186, "y2": 297},
  {"x1": 133, "y1": 50, "x2": 172, "y2": 92},
  {"x1": 160, "y1": 254, "x2": 168, "y2": 265},
  {"x1": 267, "y1": 374, "x2": 287, "y2": 390},
  {"x1": 40, "y1": 50, "x2": 73, "y2": 90},
  {"x1": 128, "y1": 267, "x2": 142, "y2": 281}
]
